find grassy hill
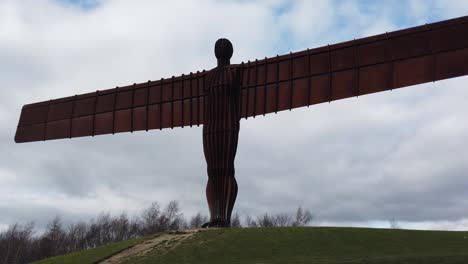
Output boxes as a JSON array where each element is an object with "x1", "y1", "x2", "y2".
[
  {"x1": 32, "y1": 227, "x2": 468, "y2": 264},
  {"x1": 31, "y1": 236, "x2": 148, "y2": 264}
]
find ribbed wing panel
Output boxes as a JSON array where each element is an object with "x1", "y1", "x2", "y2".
[
  {"x1": 15, "y1": 71, "x2": 207, "y2": 143},
  {"x1": 239, "y1": 15, "x2": 468, "y2": 118}
]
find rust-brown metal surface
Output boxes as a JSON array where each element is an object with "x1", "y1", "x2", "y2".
[
  {"x1": 16, "y1": 15, "x2": 468, "y2": 143},
  {"x1": 15, "y1": 72, "x2": 207, "y2": 142},
  {"x1": 202, "y1": 39, "x2": 240, "y2": 227},
  {"x1": 13, "y1": 15, "x2": 468, "y2": 227},
  {"x1": 238, "y1": 15, "x2": 468, "y2": 118}
]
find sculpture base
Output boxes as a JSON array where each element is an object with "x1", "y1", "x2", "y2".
[{"x1": 201, "y1": 220, "x2": 229, "y2": 228}]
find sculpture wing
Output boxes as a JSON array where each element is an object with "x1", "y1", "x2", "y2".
[
  {"x1": 239, "y1": 15, "x2": 468, "y2": 118},
  {"x1": 15, "y1": 71, "x2": 207, "y2": 143}
]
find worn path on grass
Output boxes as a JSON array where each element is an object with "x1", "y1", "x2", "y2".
[{"x1": 99, "y1": 229, "x2": 202, "y2": 264}]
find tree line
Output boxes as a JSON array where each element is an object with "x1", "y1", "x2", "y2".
[{"x1": 0, "y1": 200, "x2": 313, "y2": 264}]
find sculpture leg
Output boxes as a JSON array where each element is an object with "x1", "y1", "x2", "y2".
[
  {"x1": 203, "y1": 129, "x2": 239, "y2": 227},
  {"x1": 205, "y1": 169, "x2": 238, "y2": 227}
]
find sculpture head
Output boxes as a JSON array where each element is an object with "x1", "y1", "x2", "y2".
[{"x1": 215, "y1": 38, "x2": 233, "y2": 67}]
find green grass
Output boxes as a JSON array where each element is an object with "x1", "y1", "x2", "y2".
[
  {"x1": 31, "y1": 236, "x2": 150, "y2": 264},
  {"x1": 123, "y1": 227, "x2": 468, "y2": 264},
  {"x1": 30, "y1": 227, "x2": 468, "y2": 264}
]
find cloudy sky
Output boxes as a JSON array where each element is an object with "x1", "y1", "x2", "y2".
[{"x1": 2, "y1": 0, "x2": 468, "y2": 232}]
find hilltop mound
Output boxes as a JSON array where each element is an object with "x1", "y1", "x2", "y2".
[{"x1": 34, "y1": 227, "x2": 468, "y2": 264}]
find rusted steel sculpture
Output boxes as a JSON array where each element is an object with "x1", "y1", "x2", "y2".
[
  {"x1": 15, "y1": 16, "x2": 468, "y2": 227},
  {"x1": 202, "y1": 39, "x2": 240, "y2": 227}
]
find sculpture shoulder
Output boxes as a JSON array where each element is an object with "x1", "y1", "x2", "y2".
[
  {"x1": 206, "y1": 65, "x2": 242, "y2": 76},
  {"x1": 205, "y1": 65, "x2": 242, "y2": 87}
]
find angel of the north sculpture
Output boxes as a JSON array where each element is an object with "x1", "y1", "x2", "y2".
[{"x1": 15, "y1": 15, "x2": 468, "y2": 227}]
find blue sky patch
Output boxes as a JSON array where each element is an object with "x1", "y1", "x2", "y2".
[{"x1": 55, "y1": 0, "x2": 100, "y2": 10}]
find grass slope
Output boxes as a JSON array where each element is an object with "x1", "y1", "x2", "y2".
[
  {"x1": 31, "y1": 236, "x2": 147, "y2": 264},
  {"x1": 31, "y1": 227, "x2": 468, "y2": 264},
  {"x1": 124, "y1": 227, "x2": 468, "y2": 264}
]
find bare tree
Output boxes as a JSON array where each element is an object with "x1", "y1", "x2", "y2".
[
  {"x1": 231, "y1": 213, "x2": 242, "y2": 228},
  {"x1": 65, "y1": 221, "x2": 88, "y2": 252},
  {"x1": 292, "y1": 207, "x2": 313, "y2": 227},
  {"x1": 257, "y1": 213, "x2": 275, "y2": 227},
  {"x1": 274, "y1": 213, "x2": 292, "y2": 227},
  {"x1": 190, "y1": 213, "x2": 208, "y2": 229},
  {"x1": 0, "y1": 222, "x2": 35, "y2": 264},
  {"x1": 245, "y1": 216, "x2": 257, "y2": 228},
  {"x1": 96, "y1": 213, "x2": 112, "y2": 245},
  {"x1": 164, "y1": 200, "x2": 184, "y2": 230},
  {"x1": 110, "y1": 213, "x2": 132, "y2": 241},
  {"x1": 141, "y1": 202, "x2": 162, "y2": 234},
  {"x1": 389, "y1": 218, "x2": 400, "y2": 229},
  {"x1": 38, "y1": 216, "x2": 66, "y2": 258},
  {"x1": 129, "y1": 216, "x2": 142, "y2": 237}
]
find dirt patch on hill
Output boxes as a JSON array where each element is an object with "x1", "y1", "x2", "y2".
[{"x1": 99, "y1": 229, "x2": 202, "y2": 264}]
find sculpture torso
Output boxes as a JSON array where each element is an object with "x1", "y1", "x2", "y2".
[{"x1": 203, "y1": 66, "x2": 241, "y2": 135}]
